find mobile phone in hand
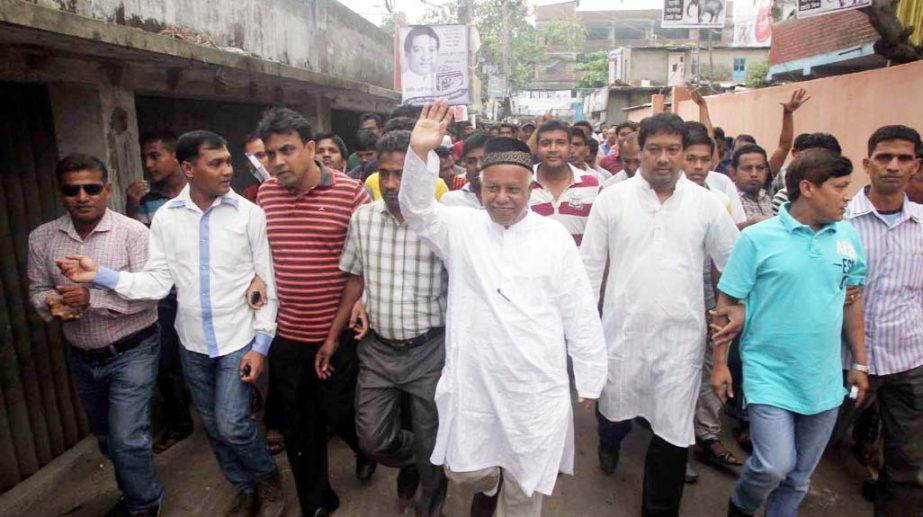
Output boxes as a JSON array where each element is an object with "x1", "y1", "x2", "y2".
[{"x1": 250, "y1": 291, "x2": 261, "y2": 305}]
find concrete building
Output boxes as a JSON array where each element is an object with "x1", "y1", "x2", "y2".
[{"x1": 0, "y1": 0, "x2": 397, "y2": 494}]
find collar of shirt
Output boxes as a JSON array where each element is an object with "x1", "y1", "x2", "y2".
[
  {"x1": 530, "y1": 162, "x2": 588, "y2": 190},
  {"x1": 846, "y1": 186, "x2": 923, "y2": 225},
  {"x1": 634, "y1": 169, "x2": 691, "y2": 194},
  {"x1": 168, "y1": 184, "x2": 241, "y2": 213},
  {"x1": 57, "y1": 208, "x2": 115, "y2": 242},
  {"x1": 778, "y1": 202, "x2": 838, "y2": 236},
  {"x1": 742, "y1": 188, "x2": 769, "y2": 202},
  {"x1": 376, "y1": 199, "x2": 405, "y2": 225}
]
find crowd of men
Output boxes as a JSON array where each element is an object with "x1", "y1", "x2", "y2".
[{"x1": 27, "y1": 86, "x2": 923, "y2": 517}]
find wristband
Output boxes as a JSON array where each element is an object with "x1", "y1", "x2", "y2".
[{"x1": 851, "y1": 363, "x2": 869, "y2": 373}]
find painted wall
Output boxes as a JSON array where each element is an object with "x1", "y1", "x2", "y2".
[{"x1": 676, "y1": 60, "x2": 923, "y2": 192}]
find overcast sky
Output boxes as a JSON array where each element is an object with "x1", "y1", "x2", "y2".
[{"x1": 346, "y1": 0, "x2": 664, "y2": 26}]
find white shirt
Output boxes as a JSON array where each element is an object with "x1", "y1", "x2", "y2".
[
  {"x1": 604, "y1": 169, "x2": 632, "y2": 187},
  {"x1": 95, "y1": 186, "x2": 278, "y2": 358},
  {"x1": 440, "y1": 183, "x2": 482, "y2": 209},
  {"x1": 580, "y1": 174, "x2": 739, "y2": 447},
  {"x1": 399, "y1": 147, "x2": 607, "y2": 497},
  {"x1": 705, "y1": 172, "x2": 747, "y2": 224}
]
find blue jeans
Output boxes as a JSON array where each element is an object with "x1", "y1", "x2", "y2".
[
  {"x1": 732, "y1": 403, "x2": 839, "y2": 516},
  {"x1": 68, "y1": 332, "x2": 164, "y2": 511},
  {"x1": 179, "y1": 343, "x2": 277, "y2": 492}
]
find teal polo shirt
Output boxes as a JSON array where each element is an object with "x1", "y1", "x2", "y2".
[{"x1": 718, "y1": 204, "x2": 867, "y2": 415}]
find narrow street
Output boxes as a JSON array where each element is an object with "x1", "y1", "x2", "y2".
[{"x1": 22, "y1": 398, "x2": 873, "y2": 516}]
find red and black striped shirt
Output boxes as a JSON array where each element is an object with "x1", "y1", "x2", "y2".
[{"x1": 257, "y1": 167, "x2": 369, "y2": 342}]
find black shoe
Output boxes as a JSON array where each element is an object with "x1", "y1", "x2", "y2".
[
  {"x1": 861, "y1": 479, "x2": 877, "y2": 502},
  {"x1": 106, "y1": 497, "x2": 161, "y2": 517},
  {"x1": 310, "y1": 492, "x2": 340, "y2": 517},
  {"x1": 226, "y1": 490, "x2": 257, "y2": 517},
  {"x1": 421, "y1": 474, "x2": 449, "y2": 517},
  {"x1": 397, "y1": 464, "x2": 421, "y2": 500},
  {"x1": 727, "y1": 498, "x2": 752, "y2": 517},
  {"x1": 255, "y1": 470, "x2": 285, "y2": 517},
  {"x1": 153, "y1": 429, "x2": 193, "y2": 454},
  {"x1": 598, "y1": 446, "x2": 619, "y2": 475},
  {"x1": 355, "y1": 454, "x2": 377, "y2": 482},
  {"x1": 470, "y1": 474, "x2": 502, "y2": 517}
]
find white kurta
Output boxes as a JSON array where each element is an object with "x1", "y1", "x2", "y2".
[
  {"x1": 399, "y1": 147, "x2": 608, "y2": 497},
  {"x1": 580, "y1": 174, "x2": 739, "y2": 447}
]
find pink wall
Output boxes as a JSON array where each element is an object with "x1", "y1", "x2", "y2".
[{"x1": 675, "y1": 60, "x2": 923, "y2": 193}]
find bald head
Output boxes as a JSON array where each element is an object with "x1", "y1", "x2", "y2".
[{"x1": 619, "y1": 132, "x2": 641, "y2": 177}]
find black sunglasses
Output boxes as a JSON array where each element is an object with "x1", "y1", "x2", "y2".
[{"x1": 61, "y1": 184, "x2": 105, "y2": 197}]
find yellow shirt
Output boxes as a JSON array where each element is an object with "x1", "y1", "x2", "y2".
[{"x1": 365, "y1": 172, "x2": 448, "y2": 201}]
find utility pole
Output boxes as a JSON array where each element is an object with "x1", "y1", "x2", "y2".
[{"x1": 501, "y1": 0, "x2": 511, "y2": 120}]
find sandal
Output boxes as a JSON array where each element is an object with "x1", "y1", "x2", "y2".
[{"x1": 695, "y1": 438, "x2": 745, "y2": 466}]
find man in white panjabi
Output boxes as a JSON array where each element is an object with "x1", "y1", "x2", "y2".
[
  {"x1": 399, "y1": 101, "x2": 607, "y2": 517},
  {"x1": 581, "y1": 113, "x2": 740, "y2": 516}
]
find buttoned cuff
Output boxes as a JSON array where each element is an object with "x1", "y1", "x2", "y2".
[
  {"x1": 94, "y1": 266, "x2": 121, "y2": 289},
  {"x1": 252, "y1": 333, "x2": 273, "y2": 356}
]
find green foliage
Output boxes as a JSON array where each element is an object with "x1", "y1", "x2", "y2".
[
  {"x1": 537, "y1": 18, "x2": 587, "y2": 51},
  {"x1": 473, "y1": 0, "x2": 542, "y2": 91},
  {"x1": 575, "y1": 50, "x2": 609, "y2": 89},
  {"x1": 745, "y1": 61, "x2": 770, "y2": 88},
  {"x1": 379, "y1": 11, "x2": 407, "y2": 38}
]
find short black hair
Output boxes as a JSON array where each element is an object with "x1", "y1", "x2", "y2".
[
  {"x1": 574, "y1": 120, "x2": 593, "y2": 130},
  {"x1": 434, "y1": 146, "x2": 453, "y2": 159},
  {"x1": 243, "y1": 132, "x2": 261, "y2": 146},
  {"x1": 616, "y1": 121, "x2": 640, "y2": 134},
  {"x1": 384, "y1": 117, "x2": 416, "y2": 133},
  {"x1": 403, "y1": 26, "x2": 440, "y2": 54},
  {"x1": 257, "y1": 107, "x2": 313, "y2": 143},
  {"x1": 359, "y1": 113, "x2": 382, "y2": 129},
  {"x1": 570, "y1": 128, "x2": 589, "y2": 146},
  {"x1": 376, "y1": 130, "x2": 411, "y2": 156},
  {"x1": 731, "y1": 144, "x2": 768, "y2": 169},
  {"x1": 391, "y1": 104, "x2": 422, "y2": 119},
  {"x1": 535, "y1": 120, "x2": 571, "y2": 142},
  {"x1": 462, "y1": 133, "x2": 489, "y2": 158},
  {"x1": 355, "y1": 129, "x2": 379, "y2": 152},
  {"x1": 499, "y1": 122, "x2": 519, "y2": 132},
  {"x1": 867, "y1": 125, "x2": 922, "y2": 156},
  {"x1": 638, "y1": 113, "x2": 689, "y2": 149},
  {"x1": 56, "y1": 153, "x2": 109, "y2": 184},
  {"x1": 314, "y1": 132, "x2": 348, "y2": 158},
  {"x1": 735, "y1": 134, "x2": 757, "y2": 146},
  {"x1": 793, "y1": 132, "x2": 841, "y2": 154},
  {"x1": 684, "y1": 122, "x2": 715, "y2": 154},
  {"x1": 175, "y1": 130, "x2": 228, "y2": 164},
  {"x1": 140, "y1": 129, "x2": 178, "y2": 152},
  {"x1": 785, "y1": 148, "x2": 853, "y2": 203},
  {"x1": 588, "y1": 137, "x2": 599, "y2": 156},
  {"x1": 713, "y1": 127, "x2": 726, "y2": 141}
]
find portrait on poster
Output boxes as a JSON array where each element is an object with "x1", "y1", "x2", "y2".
[
  {"x1": 398, "y1": 24, "x2": 470, "y2": 106},
  {"x1": 661, "y1": 0, "x2": 727, "y2": 28}
]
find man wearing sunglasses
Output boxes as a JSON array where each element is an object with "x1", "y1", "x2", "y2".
[{"x1": 27, "y1": 154, "x2": 164, "y2": 516}]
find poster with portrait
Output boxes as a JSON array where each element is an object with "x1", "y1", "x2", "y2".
[
  {"x1": 397, "y1": 24, "x2": 470, "y2": 106},
  {"x1": 662, "y1": 0, "x2": 727, "y2": 28},
  {"x1": 796, "y1": 0, "x2": 871, "y2": 18}
]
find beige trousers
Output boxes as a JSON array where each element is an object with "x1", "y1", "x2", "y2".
[{"x1": 445, "y1": 466, "x2": 544, "y2": 517}]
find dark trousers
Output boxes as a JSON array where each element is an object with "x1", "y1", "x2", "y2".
[
  {"x1": 725, "y1": 336, "x2": 749, "y2": 426},
  {"x1": 269, "y1": 333, "x2": 363, "y2": 513},
  {"x1": 598, "y1": 411, "x2": 688, "y2": 517},
  {"x1": 836, "y1": 365, "x2": 923, "y2": 517},
  {"x1": 155, "y1": 292, "x2": 193, "y2": 435},
  {"x1": 356, "y1": 329, "x2": 446, "y2": 516}
]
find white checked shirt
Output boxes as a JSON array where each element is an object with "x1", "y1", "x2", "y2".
[
  {"x1": 95, "y1": 186, "x2": 278, "y2": 357},
  {"x1": 28, "y1": 210, "x2": 157, "y2": 349},
  {"x1": 845, "y1": 188, "x2": 923, "y2": 375},
  {"x1": 339, "y1": 200, "x2": 447, "y2": 341}
]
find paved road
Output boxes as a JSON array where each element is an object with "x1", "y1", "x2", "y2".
[{"x1": 22, "y1": 398, "x2": 873, "y2": 516}]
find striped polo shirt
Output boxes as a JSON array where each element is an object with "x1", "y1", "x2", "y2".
[
  {"x1": 529, "y1": 163, "x2": 601, "y2": 246},
  {"x1": 257, "y1": 164, "x2": 370, "y2": 342}
]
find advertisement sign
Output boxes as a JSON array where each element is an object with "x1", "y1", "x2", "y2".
[
  {"x1": 662, "y1": 0, "x2": 727, "y2": 28},
  {"x1": 733, "y1": 0, "x2": 773, "y2": 47},
  {"x1": 797, "y1": 0, "x2": 872, "y2": 18},
  {"x1": 398, "y1": 24, "x2": 470, "y2": 106}
]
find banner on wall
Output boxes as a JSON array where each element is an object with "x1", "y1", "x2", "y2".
[
  {"x1": 662, "y1": 0, "x2": 727, "y2": 28},
  {"x1": 796, "y1": 0, "x2": 872, "y2": 18},
  {"x1": 397, "y1": 24, "x2": 470, "y2": 106}
]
